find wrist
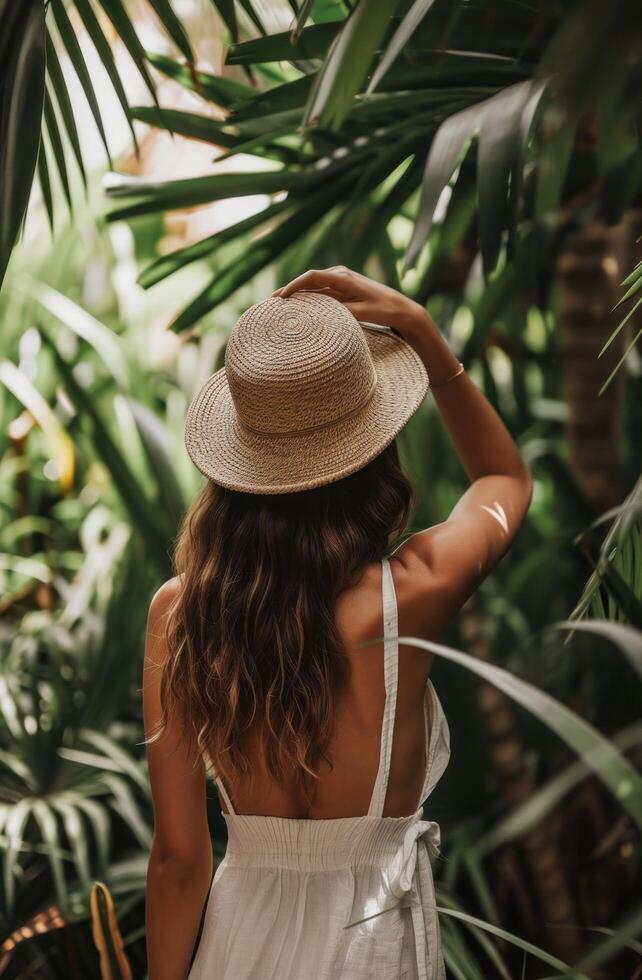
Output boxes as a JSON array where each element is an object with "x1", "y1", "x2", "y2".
[
  {"x1": 393, "y1": 303, "x2": 462, "y2": 384},
  {"x1": 395, "y1": 302, "x2": 432, "y2": 343}
]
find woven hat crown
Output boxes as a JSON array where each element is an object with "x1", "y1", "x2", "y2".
[{"x1": 225, "y1": 293, "x2": 377, "y2": 436}]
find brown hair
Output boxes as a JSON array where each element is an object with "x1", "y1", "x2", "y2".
[{"x1": 157, "y1": 441, "x2": 413, "y2": 797}]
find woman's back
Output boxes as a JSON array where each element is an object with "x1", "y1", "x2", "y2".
[
  {"x1": 220, "y1": 552, "x2": 443, "y2": 821},
  {"x1": 189, "y1": 557, "x2": 451, "y2": 980}
]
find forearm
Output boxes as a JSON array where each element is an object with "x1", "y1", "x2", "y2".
[
  {"x1": 146, "y1": 844, "x2": 213, "y2": 980},
  {"x1": 401, "y1": 307, "x2": 529, "y2": 485},
  {"x1": 274, "y1": 267, "x2": 529, "y2": 490}
]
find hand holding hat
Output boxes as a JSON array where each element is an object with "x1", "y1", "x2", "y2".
[
  {"x1": 184, "y1": 274, "x2": 429, "y2": 495},
  {"x1": 273, "y1": 266, "x2": 431, "y2": 347}
]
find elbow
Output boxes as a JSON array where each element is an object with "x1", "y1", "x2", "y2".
[
  {"x1": 503, "y1": 458, "x2": 533, "y2": 524},
  {"x1": 512, "y1": 463, "x2": 533, "y2": 529},
  {"x1": 148, "y1": 840, "x2": 212, "y2": 889}
]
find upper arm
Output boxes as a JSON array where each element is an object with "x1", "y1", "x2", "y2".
[
  {"x1": 396, "y1": 470, "x2": 532, "y2": 630},
  {"x1": 142, "y1": 579, "x2": 211, "y2": 865}
]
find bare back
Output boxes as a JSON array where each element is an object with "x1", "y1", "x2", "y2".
[{"x1": 219, "y1": 548, "x2": 447, "y2": 820}]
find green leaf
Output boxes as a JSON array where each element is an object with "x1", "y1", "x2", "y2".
[
  {"x1": 21, "y1": 277, "x2": 130, "y2": 388},
  {"x1": 0, "y1": 358, "x2": 75, "y2": 492},
  {"x1": 45, "y1": 31, "x2": 87, "y2": 187},
  {"x1": 599, "y1": 276, "x2": 642, "y2": 351},
  {"x1": 506, "y1": 81, "x2": 545, "y2": 258},
  {"x1": 621, "y1": 259, "x2": 642, "y2": 289},
  {"x1": 127, "y1": 399, "x2": 186, "y2": 531},
  {"x1": 305, "y1": 0, "x2": 402, "y2": 129},
  {"x1": 534, "y1": 99, "x2": 577, "y2": 220},
  {"x1": 291, "y1": 0, "x2": 317, "y2": 44},
  {"x1": 600, "y1": 560, "x2": 642, "y2": 627},
  {"x1": 598, "y1": 316, "x2": 642, "y2": 394},
  {"x1": 227, "y1": 22, "x2": 339, "y2": 64},
  {"x1": 4, "y1": 799, "x2": 32, "y2": 914},
  {"x1": 438, "y1": 891, "x2": 510, "y2": 980},
  {"x1": 568, "y1": 904, "x2": 642, "y2": 975},
  {"x1": 231, "y1": 108, "x2": 303, "y2": 139},
  {"x1": 147, "y1": 51, "x2": 253, "y2": 108},
  {"x1": 0, "y1": 2, "x2": 25, "y2": 68},
  {"x1": 436, "y1": 906, "x2": 587, "y2": 979},
  {"x1": 42, "y1": 86, "x2": 71, "y2": 210},
  {"x1": 71, "y1": 0, "x2": 137, "y2": 152},
  {"x1": 231, "y1": 75, "x2": 312, "y2": 123},
  {"x1": 613, "y1": 267, "x2": 642, "y2": 310},
  {"x1": 32, "y1": 800, "x2": 70, "y2": 913},
  {"x1": 411, "y1": 182, "x2": 477, "y2": 302},
  {"x1": 53, "y1": 801, "x2": 92, "y2": 896},
  {"x1": 148, "y1": 0, "x2": 194, "y2": 64},
  {"x1": 50, "y1": 0, "x2": 112, "y2": 166},
  {"x1": 103, "y1": 775, "x2": 151, "y2": 848},
  {"x1": 138, "y1": 199, "x2": 289, "y2": 288},
  {"x1": 214, "y1": 126, "x2": 304, "y2": 165},
  {"x1": 209, "y1": 0, "x2": 238, "y2": 41},
  {"x1": 477, "y1": 82, "x2": 534, "y2": 277},
  {"x1": 398, "y1": 635, "x2": 642, "y2": 831},
  {"x1": 130, "y1": 105, "x2": 240, "y2": 148},
  {"x1": 36, "y1": 142, "x2": 54, "y2": 232},
  {"x1": 404, "y1": 102, "x2": 478, "y2": 269},
  {"x1": 58, "y1": 747, "x2": 131, "y2": 775},
  {"x1": 352, "y1": 158, "x2": 423, "y2": 270},
  {"x1": 475, "y1": 721, "x2": 642, "y2": 857},
  {"x1": 74, "y1": 797, "x2": 110, "y2": 874},
  {"x1": 553, "y1": 619, "x2": 642, "y2": 680},
  {"x1": 0, "y1": 0, "x2": 45, "y2": 287},
  {"x1": 170, "y1": 175, "x2": 354, "y2": 330},
  {"x1": 237, "y1": 0, "x2": 267, "y2": 36},
  {"x1": 0, "y1": 552, "x2": 52, "y2": 584},
  {"x1": 573, "y1": 477, "x2": 642, "y2": 619},
  {"x1": 79, "y1": 730, "x2": 148, "y2": 794},
  {"x1": 367, "y1": 0, "x2": 437, "y2": 94},
  {"x1": 104, "y1": 170, "x2": 303, "y2": 221},
  {"x1": 37, "y1": 328, "x2": 170, "y2": 573},
  {"x1": 95, "y1": 0, "x2": 158, "y2": 104}
]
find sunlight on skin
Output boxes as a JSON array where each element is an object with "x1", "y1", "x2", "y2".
[{"x1": 480, "y1": 501, "x2": 509, "y2": 535}]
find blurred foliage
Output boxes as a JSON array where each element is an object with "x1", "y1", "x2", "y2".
[{"x1": 0, "y1": 0, "x2": 641, "y2": 977}]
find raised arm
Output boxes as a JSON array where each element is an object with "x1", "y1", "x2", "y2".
[{"x1": 274, "y1": 268, "x2": 532, "y2": 628}]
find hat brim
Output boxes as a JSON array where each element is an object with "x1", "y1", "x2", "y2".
[{"x1": 184, "y1": 328, "x2": 428, "y2": 495}]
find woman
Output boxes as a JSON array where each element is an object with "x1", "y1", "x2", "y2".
[{"x1": 143, "y1": 268, "x2": 532, "y2": 980}]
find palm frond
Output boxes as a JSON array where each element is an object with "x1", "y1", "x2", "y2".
[{"x1": 0, "y1": 0, "x2": 45, "y2": 286}]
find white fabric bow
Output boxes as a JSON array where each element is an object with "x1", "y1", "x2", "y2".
[
  {"x1": 388, "y1": 819, "x2": 441, "y2": 898},
  {"x1": 343, "y1": 819, "x2": 443, "y2": 980}
]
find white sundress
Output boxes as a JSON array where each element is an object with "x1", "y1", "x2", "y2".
[{"x1": 188, "y1": 557, "x2": 451, "y2": 980}]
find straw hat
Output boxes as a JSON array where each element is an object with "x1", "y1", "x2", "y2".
[{"x1": 184, "y1": 292, "x2": 428, "y2": 494}]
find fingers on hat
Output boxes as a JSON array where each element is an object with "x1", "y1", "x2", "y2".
[{"x1": 274, "y1": 269, "x2": 347, "y2": 298}]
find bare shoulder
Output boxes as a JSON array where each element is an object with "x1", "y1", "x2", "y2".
[
  {"x1": 145, "y1": 577, "x2": 181, "y2": 666},
  {"x1": 335, "y1": 561, "x2": 382, "y2": 642},
  {"x1": 390, "y1": 529, "x2": 466, "y2": 637},
  {"x1": 149, "y1": 576, "x2": 181, "y2": 620},
  {"x1": 336, "y1": 544, "x2": 451, "y2": 645}
]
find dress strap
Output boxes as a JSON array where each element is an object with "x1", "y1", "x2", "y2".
[
  {"x1": 367, "y1": 558, "x2": 399, "y2": 818},
  {"x1": 214, "y1": 772, "x2": 236, "y2": 815}
]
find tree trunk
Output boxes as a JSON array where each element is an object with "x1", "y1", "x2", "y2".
[
  {"x1": 556, "y1": 216, "x2": 634, "y2": 513},
  {"x1": 460, "y1": 599, "x2": 584, "y2": 961}
]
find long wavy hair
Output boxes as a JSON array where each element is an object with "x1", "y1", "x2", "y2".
[{"x1": 156, "y1": 441, "x2": 413, "y2": 799}]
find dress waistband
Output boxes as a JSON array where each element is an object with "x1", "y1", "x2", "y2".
[{"x1": 222, "y1": 811, "x2": 424, "y2": 872}]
